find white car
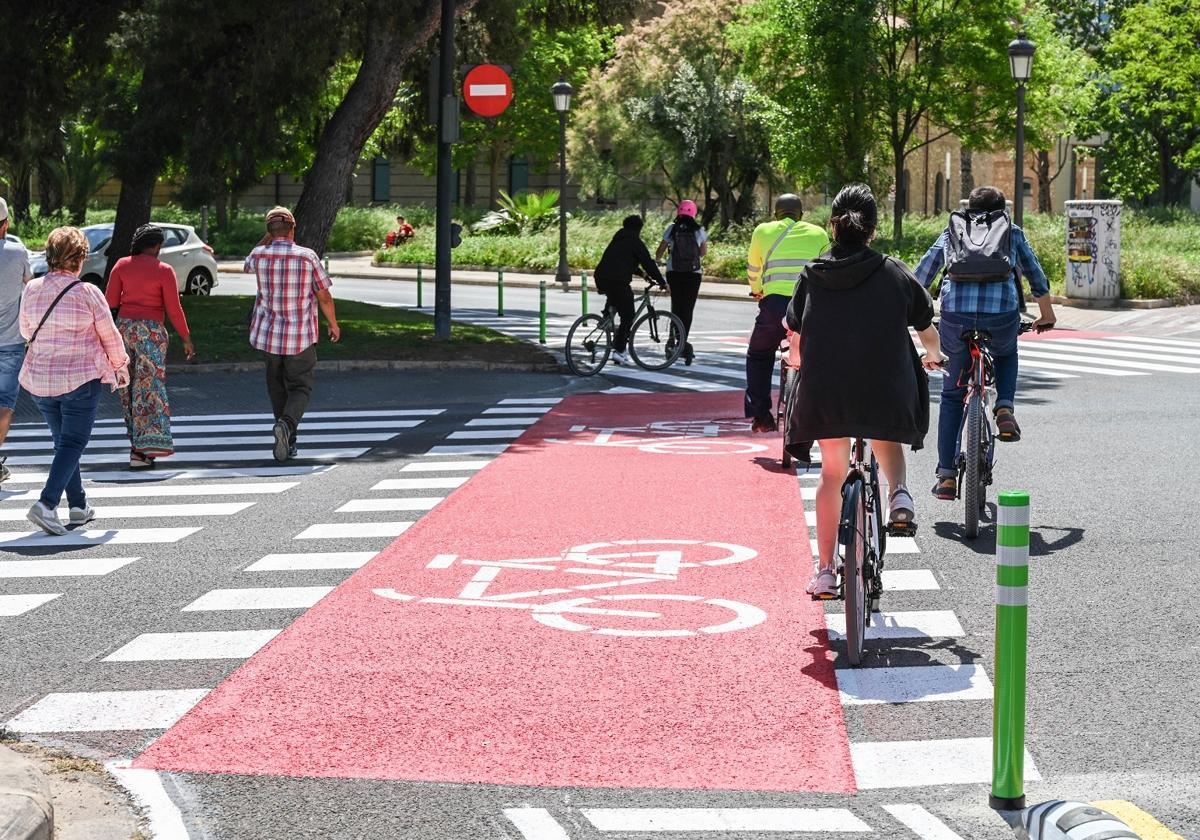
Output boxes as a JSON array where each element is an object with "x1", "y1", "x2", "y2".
[{"x1": 31, "y1": 223, "x2": 219, "y2": 295}]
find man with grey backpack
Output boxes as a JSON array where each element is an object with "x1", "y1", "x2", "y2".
[{"x1": 913, "y1": 186, "x2": 1056, "y2": 502}]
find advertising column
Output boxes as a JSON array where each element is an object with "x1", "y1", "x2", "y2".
[{"x1": 1065, "y1": 200, "x2": 1121, "y2": 302}]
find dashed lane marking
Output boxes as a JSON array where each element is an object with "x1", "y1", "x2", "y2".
[
  {"x1": 371, "y1": 476, "x2": 469, "y2": 490},
  {"x1": 580, "y1": 807, "x2": 873, "y2": 832},
  {"x1": 0, "y1": 502, "x2": 254, "y2": 520},
  {"x1": 336, "y1": 497, "x2": 442, "y2": 513},
  {"x1": 881, "y1": 803, "x2": 967, "y2": 840},
  {"x1": 0, "y1": 482, "x2": 297, "y2": 500},
  {"x1": 835, "y1": 664, "x2": 992, "y2": 705},
  {"x1": 0, "y1": 527, "x2": 201, "y2": 548},
  {"x1": 181, "y1": 586, "x2": 333, "y2": 611},
  {"x1": 825, "y1": 610, "x2": 966, "y2": 641},
  {"x1": 104, "y1": 630, "x2": 281, "y2": 661},
  {"x1": 504, "y1": 808, "x2": 572, "y2": 840},
  {"x1": 850, "y1": 738, "x2": 1040, "y2": 789},
  {"x1": 244, "y1": 552, "x2": 376, "y2": 571},
  {"x1": 6, "y1": 689, "x2": 210, "y2": 733},
  {"x1": 400, "y1": 460, "x2": 492, "y2": 472},
  {"x1": 294, "y1": 522, "x2": 413, "y2": 539},
  {"x1": 0, "y1": 557, "x2": 140, "y2": 578},
  {"x1": 0, "y1": 593, "x2": 61, "y2": 616}
]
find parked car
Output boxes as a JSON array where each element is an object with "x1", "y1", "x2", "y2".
[{"x1": 30, "y1": 223, "x2": 219, "y2": 295}]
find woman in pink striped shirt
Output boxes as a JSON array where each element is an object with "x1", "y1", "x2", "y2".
[{"x1": 19, "y1": 227, "x2": 130, "y2": 535}]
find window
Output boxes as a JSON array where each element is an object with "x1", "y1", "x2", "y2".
[
  {"x1": 160, "y1": 228, "x2": 187, "y2": 248},
  {"x1": 508, "y1": 155, "x2": 529, "y2": 195},
  {"x1": 372, "y1": 158, "x2": 391, "y2": 203}
]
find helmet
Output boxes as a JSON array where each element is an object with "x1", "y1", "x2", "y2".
[
  {"x1": 677, "y1": 200, "x2": 698, "y2": 219},
  {"x1": 774, "y1": 193, "x2": 804, "y2": 219}
]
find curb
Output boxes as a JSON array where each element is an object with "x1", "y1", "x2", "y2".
[
  {"x1": 0, "y1": 744, "x2": 53, "y2": 840},
  {"x1": 1049, "y1": 294, "x2": 1175, "y2": 310},
  {"x1": 166, "y1": 358, "x2": 562, "y2": 375}
]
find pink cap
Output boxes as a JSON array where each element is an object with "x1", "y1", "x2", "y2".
[{"x1": 678, "y1": 200, "x2": 698, "y2": 218}]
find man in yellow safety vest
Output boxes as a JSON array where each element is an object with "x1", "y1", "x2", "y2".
[{"x1": 745, "y1": 193, "x2": 830, "y2": 431}]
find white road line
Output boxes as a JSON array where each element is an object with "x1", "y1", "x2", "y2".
[
  {"x1": 447, "y1": 429, "x2": 526, "y2": 440},
  {"x1": 0, "y1": 502, "x2": 253, "y2": 520},
  {"x1": 400, "y1": 461, "x2": 491, "y2": 472},
  {"x1": 581, "y1": 808, "x2": 872, "y2": 832},
  {"x1": 809, "y1": 538, "x2": 920, "y2": 556},
  {"x1": 1049, "y1": 337, "x2": 1200, "y2": 358},
  {"x1": 106, "y1": 761, "x2": 191, "y2": 840},
  {"x1": 0, "y1": 527, "x2": 201, "y2": 548},
  {"x1": 483, "y1": 407, "x2": 552, "y2": 415},
  {"x1": 0, "y1": 593, "x2": 60, "y2": 616},
  {"x1": 601, "y1": 366, "x2": 734, "y2": 392},
  {"x1": 104, "y1": 630, "x2": 281, "y2": 661},
  {"x1": 1016, "y1": 357, "x2": 1144, "y2": 376},
  {"x1": 1095, "y1": 335, "x2": 1200, "y2": 349},
  {"x1": 0, "y1": 557, "x2": 140, "y2": 578},
  {"x1": 0, "y1": 482, "x2": 296, "y2": 501},
  {"x1": 4, "y1": 448, "x2": 369, "y2": 466},
  {"x1": 5, "y1": 689, "x2": 210, "y2": 733},
  {"x1": 245, "y1": 552, "x2": 376, "y2": 571},
  {"x1": 182, "y1": 586, "x2": 333, "y2": 611},
  {"x1": 294, "y1": 522, "x2": 413, "y2": 539},
  {"x1": 423, "y1": 444, "x2": 510, "y2": 456},
  {"x1": 4, "y1": 432, "x2": 400, "y2": 452},
  {"x1": 465, "y1": 417, "x2": 542, "y2": 427},
  {"x1": 337, "y1": 497, "x2": 442, "y2": 513},
  {"x1": 503, "y1": 808, "x2": 572, "y2": 840},
  {"x1": 91, "y1": 409, "x2": 443, "y2": 425},
  {"x1": 881, "y1": 569, "x2": 940, "y2": 590},
  {"x1": 826, "y1": 610, "x2": 965, "y2": 641},
  {"x1": 1018, "y1": 347, "x2": 1199, "y2": 373},
  {"x1": 835, "y1": 663, "x2": 992, "y2": 705},
  {"x1": 604, "y1": 386, "x2": 650, "y2": 394},
  {"x1": 671, "y1": 362, "x2": 747, "y2": 381},
  {"x1": 5, "y1": 419, "x2": 423, "y2": 439},
  {"x1": 1033, "y1": 340, "x2": 1200, "y2": 366},
  {"x1": 500, "y1": 398, "x2": 561, "y2": 405},
  {"x1": 882, "y1": 803, "x2": 968, "y2": 840},
  {"x1": 851, "y1": 738, "x2": 1039, "y2": 789},
  {"x1": 0, "y1": 466, "x2": 328, "y2": 484}
]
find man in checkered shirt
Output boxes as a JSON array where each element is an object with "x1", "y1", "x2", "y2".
[{"x1": 245, "y1": 206, "x2": 341, "y2": 462}]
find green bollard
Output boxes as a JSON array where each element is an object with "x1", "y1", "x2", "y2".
[
  {"x1": 323, "y1": 255, "x2": 330, "y2": 273},
  {"x1": 538, "y1": 280, "x2": 547, "y2": 345},
  {"x1": 580, "y1": 272, "x2": 588, "y2": 314},
  {"x1": 991, "y1": 490, "x2": 1031, "y2": 811},
  {"x1": 498, "y1": 269, "x2": 504, "y2": 317},
  {"x1": 416, "y1": 264, "x2": 423, "y2": 308}
]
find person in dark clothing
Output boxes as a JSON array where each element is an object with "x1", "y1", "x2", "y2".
[
  {"x1": 592, "y1": 215, "x2": 665, "y2": 364},
  {"x1": 784, "y1": 184, "x2": 944, "y2": 599},
  {"x1": 655, "y1": 199, "x2": 707, "y2": 365}
]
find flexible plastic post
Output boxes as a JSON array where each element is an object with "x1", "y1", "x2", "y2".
[
  {"x1": 538, "y1": 280, "x2": 547, "y2": 344},
  {"x1": 991, "y1": 490, "x2": 1030, "y2": 811},
  {"x1": 498, "y1": 269, "x2": 504, "y2": 317},
  {"x1": 417, "y1": 264, "x2": 423, "y2": 308},
  {"x1": 323, "y1": 255, "x2": 330, "y2": 273},
  {"x1": 581, "y1": 272, "x2": 588, "y2": 314}
]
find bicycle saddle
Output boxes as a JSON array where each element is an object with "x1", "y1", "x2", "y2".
[{"x1": 960, "y1": 328, "x2": 992, "y2": 342}]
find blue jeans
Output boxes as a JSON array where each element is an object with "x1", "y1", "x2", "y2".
[
  {"x1": 936, "y1": 310, "x2": 1019, "y2": 476},
  {"x1": 0, "y1": 343, "x2": 25, "y2": 411},
  {"x1": 32, "y1": 379, "x2": 102, "y2": 510},
  {"x1": 744, "y1": 294, "x2": 790, "y2": 419}
]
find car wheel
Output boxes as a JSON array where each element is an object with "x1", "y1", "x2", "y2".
[{"x1": 186, "y1": 268, "x2": 213, "y2": 296}]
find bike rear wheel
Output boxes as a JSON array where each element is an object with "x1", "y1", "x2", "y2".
[
  {"x1": 778, "y1": 360, "x2": 792, "y2": 468},
  {"x1": 629, "y1": 310, "x2": 685, "y2": 370},
  {"x1": 840, "y1": 479, "x2": 868, "y2": 666},
  {"x1": 565, "y1": 313, "x2": 612, "y2": 376},
  {"x1": 964, "y1": 392, "x2": 983, "y2": 539}
]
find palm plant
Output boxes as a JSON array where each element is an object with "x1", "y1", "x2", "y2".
[{"x1": 472, "y1": 189, "x2": 563, "y2": 235}]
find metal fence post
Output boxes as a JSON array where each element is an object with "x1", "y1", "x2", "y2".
[
  {"x1": 580, "y1": 272, "x2": 588, "y2": 314},
  {"x1": 497, "y1": 269, "x2": 504, "y2": 317},
  {"x1": 416, "y1": 264, "x2": 423, "y2": 309},
  {"x1": 992, "y1": 490, "x2": 1031, "y2": 811},
  {"x1": 538, "y1": 280, "x2": 547, "y2": 345}
]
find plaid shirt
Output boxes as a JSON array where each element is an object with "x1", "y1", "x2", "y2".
[
  {"x1": 245, "y1": 239, "x2": 333, "y2": 355},
  {"x1": 19, "y1": 271, "x2": 129, "y2": 397},
  {"x1": 914, "y1": 225, "x2": 1049, "y2": 315}
]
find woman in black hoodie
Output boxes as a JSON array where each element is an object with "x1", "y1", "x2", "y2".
[
  {"x1": 785, "y1": 184, "x2": 944, "y2": 599},
  {"x1": 592, "y1": 215, "x2": 666, "y2": 364}
]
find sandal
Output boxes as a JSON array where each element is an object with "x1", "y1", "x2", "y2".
[
  {"x1": 932, "y1": 475, "x2": 956, "y2": 500},
  {"x1": 129, "y1": 450, "x2": 155, "y2": 470},
  {"x1": 806, "y1": 568, "x2": 838, "y2": 600},
  {"x1": 888, "y1": 485, "x2": 915, "y2": 525},
  {"x1": 994, "y1": 407, "x2": 1021, "y2": 442}
]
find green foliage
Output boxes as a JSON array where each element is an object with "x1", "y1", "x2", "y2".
[{"x1": 473, "y1": 190, "x2": 562, "y2": 235}]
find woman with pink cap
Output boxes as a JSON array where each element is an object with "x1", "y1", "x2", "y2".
[{"x1": 655, "y1": 199, "x2": 708, "y2": 365}]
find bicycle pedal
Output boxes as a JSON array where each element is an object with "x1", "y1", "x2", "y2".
[{"x1": 885, "y1": 521, "x2": 918, "y2": 538}]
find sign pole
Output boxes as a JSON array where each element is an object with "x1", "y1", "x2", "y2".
[{"x1": 434, "y1": 0, "x2": 456, "y2": 341}]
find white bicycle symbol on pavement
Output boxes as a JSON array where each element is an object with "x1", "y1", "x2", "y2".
[
  {"x1": 550, "y1": 419, "x2": 767, "y2": 456},
  {"x1": 373, "y1": 539, "x2": 766, "y2": 637}
]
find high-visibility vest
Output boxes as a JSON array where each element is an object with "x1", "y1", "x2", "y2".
[{"x1": 746, "y1": 218, "x2": 830, "y2": 297}]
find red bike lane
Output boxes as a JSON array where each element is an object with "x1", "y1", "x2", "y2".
[{"x1": 135, "y1": 392, "x2": 855, "y2": 792}]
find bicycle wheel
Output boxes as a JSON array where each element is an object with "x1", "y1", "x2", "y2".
[
  {"x1": 867, "y1": 454, "x2": 885, "y2": 607},
  {"x1": 629, "y1": 310, "x2": 685, "y2": 370},
  {"x1": 964, "y1": 392, "x2": 983, "y2": 539},
  {"x1": 564, "y1": 313, "x2": 612, "y2": 376},
  {"x1": 840, "y1": 479, "x2": 868, "y2": 666},
  {"x1": 779, "y1": 360, "x2": 792, "y2": 468}
]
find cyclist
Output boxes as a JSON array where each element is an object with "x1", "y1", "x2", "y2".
[
  {"x1": 655, "y1": 199, "x2": 707, "y2": 366},
  {"x1": 745, "y1": 194, "x2": 829, "y2": 432},
  {"x1": 593, "y1": 215, "x2": 666, "y2": 365},
  {"x1": 784, "y1": 184, "x2": 943, "y2": 599},
  {"x1": 913, "y1": 186, "x2": 1056, "y2": 502}
]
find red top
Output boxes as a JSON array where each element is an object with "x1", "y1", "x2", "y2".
[{"x1": 105, "y1": 255, "x2": 191, "y2": 340}]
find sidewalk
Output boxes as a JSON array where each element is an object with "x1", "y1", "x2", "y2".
[{"x1": 0, "y1": 744, "x2": 52, "y2": 840}]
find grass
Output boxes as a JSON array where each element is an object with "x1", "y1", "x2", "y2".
[
  {"x1": 377, "y1": 205, "x2": 1200, "y2": 303},
  {"x1": 166, "y1": 295, "x2": 551, "y2": 365}
]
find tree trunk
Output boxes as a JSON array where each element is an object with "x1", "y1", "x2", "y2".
[
  {"x1": 959, "y1": 149, "x2": 974, "y2": 201},
  {"x1": 36, "y1": 160, "x2": 64, "y2": 217},
  {"x1": 464, "y1": 157, "x2": 477, "y2": 207},
  {"x1": 215, "y1": 192, "x2": 229, "y2": 232},
  {"x1": 892, "y1": 150, "x2": 906, "y2": 240},
  {"x1": 105, "y1": 167, "x2": 158, "y2": 280},
  {"x1": 1036, "y1": 151, "x2": 1051, "y2": 213},
  {"x1": 294, "y1": 0, "x2": 473, "y2": 254},
  {"x1": 10, "y1": 164, "x2": 33, "y2": 221}
]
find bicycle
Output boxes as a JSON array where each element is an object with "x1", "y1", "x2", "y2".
[
  {"x1": 564, "y1": 279, "x2": 685, "y2": 376},
  {"x1": 821, "y1": 437, "x2": 917, "y2": 666},
  {"x1": 777, "y1": 339, "x2": 798, "y2": 468},
  {"x1": 952, "y1": 320, "x2": 1045, "y2": 539}
]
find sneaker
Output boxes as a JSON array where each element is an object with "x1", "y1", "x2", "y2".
[
  {"x1": 26, "y1": 501, "x2": 67, "y2": 536},
  {"x1": 932, "y1": 475, "x2": 957, "y2": 500},
  {"x1": 805, "y1": 568, "x2": 838, "y2": 600},
  {"x1": 994, "y1": 406, "x2": 1021, "y2": 442},
  {"x1": 272, "y1": 419, "x2": 291, "y2": 462},
  {"x1": 0, "y1": 455, "x2": 9, "y2": 484},
  {"x1": 888, "y1": 485, "x2": 915, "y2": 525},
  {"x1": 69, "y1": 505, "x2": 96, "y2": 526},
  {"x1": 610, "y1": 351, "x2": 629, "y2": 366},
  {"x1": 288, "y1": 444, "x2": 298, "y2": 459},
  {"x1": 751, "y1": 413, "x2": 776, "y2": 433}
]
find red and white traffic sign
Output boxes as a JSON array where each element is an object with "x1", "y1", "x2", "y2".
[{"x1": 462, "y1": 64, "x2": 513, "y2": 118}]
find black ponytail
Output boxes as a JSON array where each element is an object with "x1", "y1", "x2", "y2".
[{"x1": 829, "y1": 183, "x2": 878, "y2": 251}]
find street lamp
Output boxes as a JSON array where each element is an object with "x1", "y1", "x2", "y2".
[
  {"x1": 552, "y1": 78, "x2": 573, "y2": 287},
  {"x1": 1008, "y1": 33, "x2": 1035, "y2": 226}
]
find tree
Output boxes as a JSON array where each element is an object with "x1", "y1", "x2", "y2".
[{"x1": 1092, "y1": 0, "x2": 1200, "y2": 204}]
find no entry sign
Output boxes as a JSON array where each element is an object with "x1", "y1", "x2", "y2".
[{"x1": 462, "y1": 64, "x2": 513, "y2": 118}]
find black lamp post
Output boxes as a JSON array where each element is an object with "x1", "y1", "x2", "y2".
[
  {"x1": 1008, "y1": 33, "x2": 1035, "y2": 226},
  {"x1": 552, "y1": 78, "x2": 573, "y2": 287}
]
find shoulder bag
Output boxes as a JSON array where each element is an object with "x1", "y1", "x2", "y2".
[{"x1": 25, "y1": 280, "x2": 83, "y2": 351}]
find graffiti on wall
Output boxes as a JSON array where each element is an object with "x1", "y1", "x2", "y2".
[{"x1": 1066, "y1": 202, "x2": 1120, "y2": 299}]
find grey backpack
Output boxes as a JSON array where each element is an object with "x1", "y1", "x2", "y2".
[{"x1": 945, "y1": 209, "x2": 1012, "y2": 283}]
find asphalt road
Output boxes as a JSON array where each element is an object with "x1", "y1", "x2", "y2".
[{"x1": 0, "y1": 273, "x2": 1194, "y2": 839}]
